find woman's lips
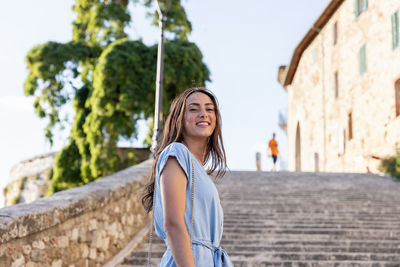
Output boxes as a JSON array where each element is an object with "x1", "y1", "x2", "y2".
[
  {"x1": 196, "y1": 121, "x2": 210, "y2": 128},
  {"x1": 196, "y1": 121, "x2": 210, "y2": 127}
]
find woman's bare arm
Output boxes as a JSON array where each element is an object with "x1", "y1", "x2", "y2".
[{"x1": 160, "y1": 157, "x2": 195, "y2": 267}]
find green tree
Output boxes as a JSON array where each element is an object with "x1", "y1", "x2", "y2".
[{"x1": 24, "y1": 0, "x2": 210, "y2": 194}]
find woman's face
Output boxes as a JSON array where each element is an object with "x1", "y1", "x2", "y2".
[{"x1": 182, "y1": 92, "x2": 216, "y2": 141}]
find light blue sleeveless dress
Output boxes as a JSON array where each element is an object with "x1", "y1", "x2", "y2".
[{"x1": 153, "y1": 142, "x2": 233, "y2": 267}]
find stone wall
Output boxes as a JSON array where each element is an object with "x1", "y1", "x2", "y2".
[
  {"x1": 0, "y1": 159, "x2": 153, "y2": 267},
  {"x1": 285, "y1": 0, "x2": 400, "y2": 172},
  {"x1": 4, "y1": 148, "x2": 151, "y2": 207}
]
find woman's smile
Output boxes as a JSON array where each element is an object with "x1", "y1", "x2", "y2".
[{"x1": 196, "y1": 120, "x2": 211, "y2": 127}]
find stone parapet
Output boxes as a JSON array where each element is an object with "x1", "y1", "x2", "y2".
[{"x1": 0, "y1": 159, "x2": 153, "y2": 267}]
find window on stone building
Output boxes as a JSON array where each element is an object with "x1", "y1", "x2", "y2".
[
  {"x1": 355, "y1": 0, "x2": 368, "y2": 19},
  {"x1": 360, "y1": 44, "x2": 367, "y2": 76},
  {"x1": 334, "y1": 71, "x2": 339, "y2": 98},
  {"x1": 333, "y1": 22, "x2": 338, "y2": 45},
  {"x1": 348, "y1": 112, "x2": 353, "y2": 140},
  {"x1": 392, "y1": 11, "x2": 399, "y2": 50},
  {"x1": 395, "y1": 79, "x2": 400, "y2": 117}
]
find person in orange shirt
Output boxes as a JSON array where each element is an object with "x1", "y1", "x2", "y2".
[{"x1": 268, "y1": 133, "x2": 279, "y2": 171}]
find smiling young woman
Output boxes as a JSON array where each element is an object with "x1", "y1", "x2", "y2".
[{"x1": 142, "y1": 87, "x2": 233, "y2": 267}]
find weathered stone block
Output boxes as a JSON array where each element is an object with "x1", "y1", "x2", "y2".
[
  {"x1": 11, "y1": 256, "x2": 24, "y2": 267},
  {"x1": 57, "y1": 235, "x2": 69, "y2": 248},
  {"x1": 78, "y1": 227, "x2": 90, "y2": 242},
  {"x1": 22, "y1": 245, "x2": 31, "y2": 255},
  {"x1": 25, "y1": 262, "x2": 37, "y2": 267},
  {"x1": 32, "y1": 240, "x2": 45, "y2": 250},
  {"x1": 91, "y1": 230, "x2": 109, "y2": 250},
  {"x1": 89, "y1": 248, "x2": 96, "y2": 260},
  {"x1": 105, "y1": 221, "x2": 117, "y2": 237},
  {"x1": 71, "y1": 228, "x2": 78, "y2": 241},
  {"x1": 30, "y1": 249, "x2": 44, "y2": 262},
  {"x1": 80, "y1": 243, "x2": 89, "y2": 258},
  {"x1": 51, "y1": 260, "x2": 62, "y2": 267},
  {"x1": 64, "y1": 243, "x2": 81, "y2": 264},
  {"x1": 88, "y1": 219, "x2": 97, "y2": 231}
]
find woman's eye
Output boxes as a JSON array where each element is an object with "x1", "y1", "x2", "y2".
[
  {"x1": 189, "y1": 108, "x2": 198, "y2": 112},
  {"x1": 207, "y1": 108, "x2": 214, "y2": 112}
]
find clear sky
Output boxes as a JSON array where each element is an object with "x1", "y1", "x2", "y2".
[{"x1": 0, "y1": 0, "x2": 330, "y2": 207}]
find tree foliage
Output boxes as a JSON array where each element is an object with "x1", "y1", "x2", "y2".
[{"x1": 24, "y1": 0, "x2": 210, "y2": 194}]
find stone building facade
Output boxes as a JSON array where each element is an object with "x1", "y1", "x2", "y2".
[{"x1": 279, "y1": 0, "x2": 400, "y2": 172}]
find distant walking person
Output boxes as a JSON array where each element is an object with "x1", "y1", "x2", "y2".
[{"x1": 268, "y1": 133, "x2": 279, "y2": 171}]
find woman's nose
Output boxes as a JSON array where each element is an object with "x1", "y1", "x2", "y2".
[{"x1": 199, "y1": 107, "x2": 208, "y2": 117}]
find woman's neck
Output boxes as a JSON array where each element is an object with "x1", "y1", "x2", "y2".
[{"x1": 181, "y1": 137, "x2": 207, "y2": 165}]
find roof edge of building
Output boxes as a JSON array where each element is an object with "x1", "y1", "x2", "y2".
[{"x1": 283, "y1": 0, "x2": 345, "y2": 87}]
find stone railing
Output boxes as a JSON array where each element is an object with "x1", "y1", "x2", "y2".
[{"x1": 0, "y1": 159, "x2": 153, "y2": 267}]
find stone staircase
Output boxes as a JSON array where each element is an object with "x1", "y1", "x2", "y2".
[{"x1": 116, "y1": 171, "x2": 400, "y2": 266}]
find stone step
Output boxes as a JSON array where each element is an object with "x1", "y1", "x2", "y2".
[
  {"x1": 115, "y1": 171, "x2": 400, "y2": 266},
  {"x1": 224, "y1": 203, "x2": 399, "y2": 206},
  {"x1": 224, "y1": 212, "x2": 400, "y2": 218},
  {"x1": 223, "y1": 225, "x2": 400, "y2": 232},
  {"x1": 224, "y1": 211, "x2": 400, "y2": 215},
  {"x1": 229, "y1": 252, "x2": 400, "y2": 261},
  {"x1": 117, "y1": 263, "x2": 400, "y2": 267},
  {"x1": 134, "y1": 244, "x2": 400, "y2": 254},
  {"x1": 228, "y1": 261, "x2": 400, "y2": 267},
  {"x1": 222, "y1": 233, "x2": 400, "y2": 241},
  {"x1": 224, "y1": 219, "x2": 400, "y2": 224},
  {"x1": 220, "y1": 239, "x2": 400, "y2": 247},
  {"x1": 117, "y1": 256, "x2": 400, "y2": 267},
  {"x1": 224, "y1": 210, "x2": 400, "y2": 215},
  {"x1": 225, "y1": 225, "x2": 400, "y2": 231},
  {"x1": 129, "y1": 234, "x2": 400, "y2": 250},
  {"x1": 224, "y1": 223, "x2": 400, "y2": 229},
  {"x1": 123, "y1": 240, "x2": 400, "y2": 264}
]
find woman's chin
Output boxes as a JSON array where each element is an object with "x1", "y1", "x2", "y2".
[{"x1": 193, "y1": 134, "x2": 212, "y2": 140}]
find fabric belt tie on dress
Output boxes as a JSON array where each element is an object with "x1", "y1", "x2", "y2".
[
  {"x1": 164, "y1": 239, "x2": 232, "y2": 267},
  {"x1": 191, "y1": 239, "x2": 232, "y2": 267}
]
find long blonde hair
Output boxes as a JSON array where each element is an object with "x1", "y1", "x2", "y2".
[{"x1": 141, "y1": 87, "x2": 227, "y2": 213}]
